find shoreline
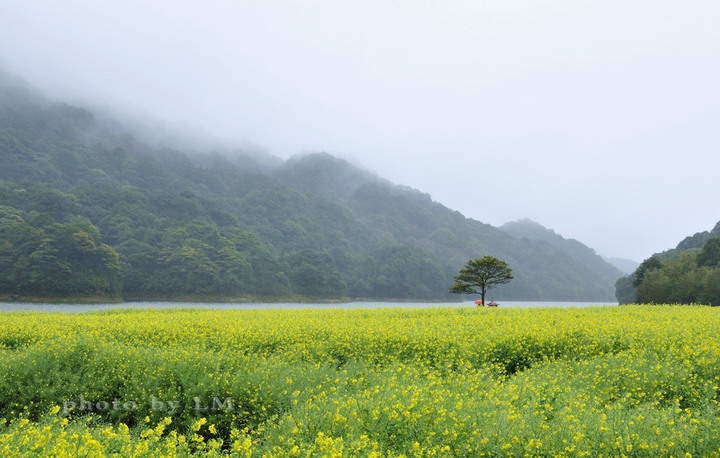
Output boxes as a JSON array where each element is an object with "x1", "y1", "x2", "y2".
[{"x1": 0, "y1": 294, "x2": 468, "y2": 305}]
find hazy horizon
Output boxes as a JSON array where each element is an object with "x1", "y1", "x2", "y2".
[{"x1": 2, "y1": 1, "x2": 719, "y2": 261}]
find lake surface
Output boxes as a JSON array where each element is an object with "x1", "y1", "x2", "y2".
[{"x1": 0, "y1": 300, "x2": 618, "y2": 313}]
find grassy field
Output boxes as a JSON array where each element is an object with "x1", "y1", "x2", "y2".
[{"x1": 0, "y1": 305, "x2": 719, "y2": 457}]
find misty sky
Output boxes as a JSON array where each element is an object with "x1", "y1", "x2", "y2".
[{"x1": 1, "y1": 1, "x2": 719, "y2": 261}]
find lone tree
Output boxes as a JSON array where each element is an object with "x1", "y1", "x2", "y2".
[{"x1": 450, "y1": 256, "x2": 513, "y2": 306}]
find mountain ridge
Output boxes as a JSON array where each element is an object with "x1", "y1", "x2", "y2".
[{"x1": 0, "y1": 69, "x2": 622, "y2": 301}]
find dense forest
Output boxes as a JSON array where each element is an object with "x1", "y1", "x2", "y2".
[
  {"x1": 616, "y1": 222, "x2": 720, "y2": 305},
  {"x1": 0, "y1": 70, "x2": 625, "y2": 302}
]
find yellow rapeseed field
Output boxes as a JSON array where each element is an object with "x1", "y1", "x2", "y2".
[{"x1": 0, "y1": 305, "x2": 719, "y2": 456}]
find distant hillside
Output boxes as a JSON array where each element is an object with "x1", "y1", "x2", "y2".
[
  {"x1": 603, "y1": 257, "x2": 639, "y2": 275},
  {"x1": 500, "y1": 219, "x2": 625, "y2": 285},
  {"x1": 275, "y1": 156, "x2": 622, "y2": 300},
  {"x1": 615, "y1": 221, "x2": 720, "y2": 304},
  {"x1": 0, "y1": 69, "x2": 622, "y2": 301}
]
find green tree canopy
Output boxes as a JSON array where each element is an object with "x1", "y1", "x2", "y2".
[
  {"x1": 450, "y1": 256, "x2": 513, "y2": 306},
  {"x1": 632, "y1": 256, "x2": 663, "y2": 288},
  {"x1": 697, "y1": 237, "x2": 720, "y2": 268}
]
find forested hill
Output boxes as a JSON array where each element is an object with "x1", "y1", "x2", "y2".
[
  {"x1": 275, "y1": 154, "x2": 624, "y2": 300},
  {"x1": 500, "y1": 219, "x2": 625, "y2": 288},
  {"x1": 0, "y1": 71, "x2": 623, "y2": 301},
  {"x1": 616, "y1": 221, "x2": 720, "y2": 305}
]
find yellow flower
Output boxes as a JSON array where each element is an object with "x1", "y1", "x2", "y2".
[{"x1": 192, "y1": 418, "x2": 207, "y2": 432}]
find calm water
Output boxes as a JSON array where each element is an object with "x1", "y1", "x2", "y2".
[{"x1": 0, "y1": 300, "x2": 617, "y2": 313}]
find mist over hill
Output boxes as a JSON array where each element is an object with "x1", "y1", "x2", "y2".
[
  {"x1": 500, "y1": 219, "x2": 626, "y2": 282},
  {"x1": 603, "y1": 257, "x2": 640, "y2": 275},
  {"x1": 0, "y1": 69, "x2": 624, "y2": 301}
]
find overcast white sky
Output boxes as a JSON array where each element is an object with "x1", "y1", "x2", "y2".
[{"x1": 1, "y1": 1, "x2": 719, "y2": 261}]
